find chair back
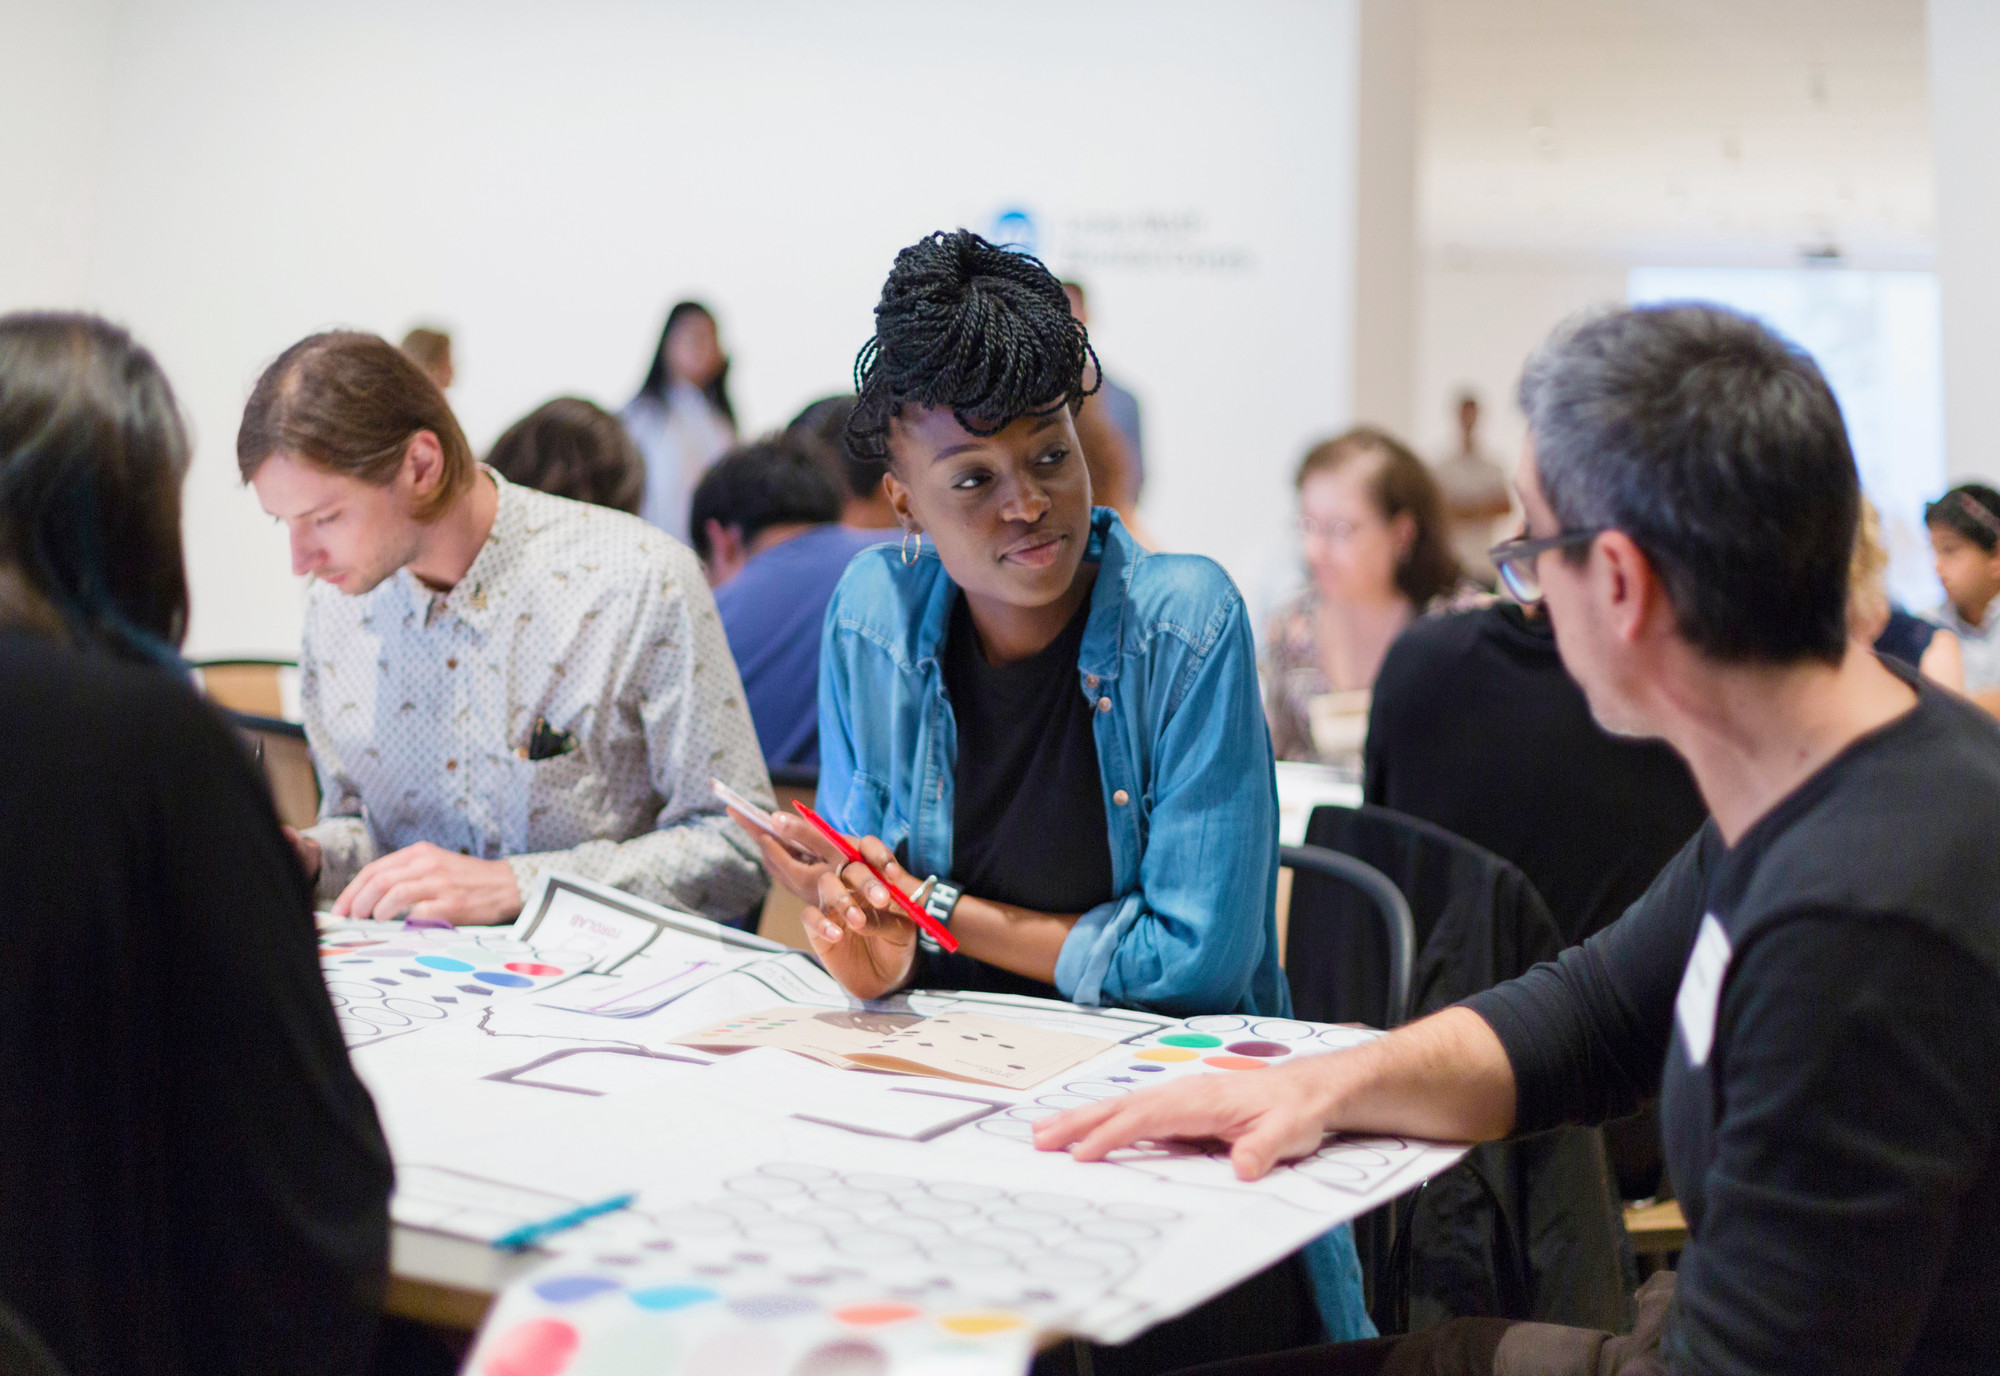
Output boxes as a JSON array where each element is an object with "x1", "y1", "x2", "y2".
[
  {"x1": 1290, "y1": 804, "x2": 1630, "y2": 1336},
  {"x1": 227, "y1": 711, "x2": 321, "y2": 831},
  {"x1": 1290, "y1": 803, "x2": 1561, "y2": 1027},
  {"x1": 1279, "y1": 844, "x2": 1415, "y2": 1027},
  {"x1": 193, "y1": 657, "x2": 295, "y2": 719}
]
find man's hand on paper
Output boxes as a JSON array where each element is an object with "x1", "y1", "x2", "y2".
[
  {"x1": 331, "y1": 841, "x2": 523, "y2": 926},
  {"x1": 1032, "y1": 1055, "x2": 1343, "y2": 1181},
  {"x1": 737, "y1": 813, "x2": 919, "y2": 1000},
  {"x1": 281, "y1": 825, "x2": 322, "y2": 882}
]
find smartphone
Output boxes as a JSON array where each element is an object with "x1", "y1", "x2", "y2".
[{"x1": 711, "y1": 778, "x2": 818, "y2": 862}]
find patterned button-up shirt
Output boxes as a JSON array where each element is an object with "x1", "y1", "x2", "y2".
[{"x1": 300, "y1": 468, "x2": 772, "y2": 923}]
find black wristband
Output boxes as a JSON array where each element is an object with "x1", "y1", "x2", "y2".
[{"x1": 918, "y1": 879, "x2": 964, "y2": 952}]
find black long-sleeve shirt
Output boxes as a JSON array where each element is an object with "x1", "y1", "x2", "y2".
[
  {"x1": 1465, "y1": 672, "x2": 2000, "y2": 1376},
  {"x1": 0, "y1": 629, "x2": 392, "y2": 1376}
]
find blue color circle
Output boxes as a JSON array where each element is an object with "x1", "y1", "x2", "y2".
[
  {"x1": 630, "y1": 1284, "x2": 719, "y2": 1312},
  {"x1": 414, "y1": 955, "x2": 473, "y2": 972},
  {"x1": 531, "y1": 1274, "x2": 622, "y2": 1304},
  {"x1": 474, "y1": 970, "x2": 533, "y2": 988}
]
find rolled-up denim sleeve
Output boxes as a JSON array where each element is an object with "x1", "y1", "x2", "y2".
[{"x1": 1054, "y1": 591, "x2": 1281, "y2": 1015}]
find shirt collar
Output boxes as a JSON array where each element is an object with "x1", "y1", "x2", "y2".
[{"x1": 395, "y1": 465, "x2": 517, "y2": 629}]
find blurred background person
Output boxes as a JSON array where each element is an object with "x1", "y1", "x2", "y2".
[
  {"x1": 397, "y1": 325, "x2": 454, "y2": 393},
  {"x1": 622, "y1": 300, "x2": 737, "y2": 544},
  {"x1": 1263, "y1": 427, "x2": 1465, "y2": 772},
  {"x1": 1072, "y1": 382, "x2": 1159, "y2": 549},
  {"x1": 1925, "y1": 482, "x2": 2000, "y2": 710},
  {"x1": 785, "y1": 394, "x2": 898, "y2": 531},
  {"x1": 1432, "y1": 388, "x2": 1512, "y2": 584},
  {"x1": 486, "y1": 396, "x2": 645, "y2": 515},
  {"x1": 690, "y1": 439, "x2": 879, "y2": 769},
  {"x1": 1061, "y1": 279, "x2": 1145, "y2": 495},
  {"x1": 1852, "y1": 497, "x2": 1962, "y2": 688}
]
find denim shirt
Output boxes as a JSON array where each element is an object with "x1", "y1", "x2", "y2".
[{"x1": 815, "y1": 508, "x2": 1290, "y2": 1018}]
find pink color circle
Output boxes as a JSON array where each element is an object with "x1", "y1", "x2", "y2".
[
  {"x1": 481, "y1": 1317, "x2": 580, "y2": 1376},
  {"x1": 1202, "y1": 1055, "x2": 1270, "y2": 1071},
  {"x1": 505, "y1": 962, "x2": 565, "y2": 978}
]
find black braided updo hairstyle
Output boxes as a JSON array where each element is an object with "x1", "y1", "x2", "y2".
[{"x1": 847, "y1": 230, "x2": 1100, "y2": 466}]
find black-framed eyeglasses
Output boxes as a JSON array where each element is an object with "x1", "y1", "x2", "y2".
[{"x1": 1488, "y1": 528, "x2": 1604, "y2": 604}]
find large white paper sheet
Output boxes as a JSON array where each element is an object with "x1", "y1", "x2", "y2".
[{"x1": 344, "y1": 874, "x2": 1467, "y2": 1374}]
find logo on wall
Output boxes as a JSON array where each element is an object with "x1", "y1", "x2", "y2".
[
  {"x1": 985, "y1": 204, "x2": 1252, "y2": 276},
  {"x1": 989, "y1": 207, "x2": 1040, "y2": 256}
]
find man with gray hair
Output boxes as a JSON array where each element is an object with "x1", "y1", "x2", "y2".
[{"x1": 1039, "y1": 304, "x2": 2000, "y2": 1375}]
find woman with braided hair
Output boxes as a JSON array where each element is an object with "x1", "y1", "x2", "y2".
[{"x1": 729, "y1": 230, "x2": 1372, "y2": 1370}]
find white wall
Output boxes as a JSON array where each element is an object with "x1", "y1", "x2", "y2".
[
  {"x1": 1928, "y1": 0, "x2": 2000, "y2": 488},
  {"x1": 0, "y1": 0, "x2": 116, "y2": 307},
  {"x1": 1411, "y1": 251, "x2": 1627, "y2": 466},
  {"x1": 2, "y1": 0, "x2": 1363, "y2": 657}
]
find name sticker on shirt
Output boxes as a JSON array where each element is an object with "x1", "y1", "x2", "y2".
[{"x1": 1675, "y1": 913, "x2": 1733, "y2": 1068}]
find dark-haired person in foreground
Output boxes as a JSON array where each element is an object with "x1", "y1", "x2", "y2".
[
  {"x1": 241, "y1": 332, "x2": 770, "y2": 926},
  {"x1": 0, "y1": 313, "x2": 390, "y2": 1375},
  {"x1": 691, "y1": 439, "x2": 881, "y2": 768},
  {"x1": 487, "y1": 395, "x2": 645, "y2": 515},
  {"x1": 1040, "y1": 304, "x2": 2000, "y2": 1376},
  {"x1": 730, "y1": 230, "x2": 1372, "y2": 1368}
]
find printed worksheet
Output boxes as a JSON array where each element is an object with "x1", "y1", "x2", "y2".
[{"x1": 344, "y1": 873, "x2": 1470, "y2": 1375}]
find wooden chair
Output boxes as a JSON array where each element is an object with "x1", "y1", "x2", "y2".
[
  {"x1": 1624, "y1": 1199, "x2": 1686, "y2": 1276},
  {"x1": 229, "y1": 712, "x2": 321, "y2": 831},
  {"x1": 193, "y1": 657, "x2": 295, "y2": 720}
]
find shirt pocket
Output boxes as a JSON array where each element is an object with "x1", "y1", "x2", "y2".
[{"x1": 501, "y1": 743, "x2": 597, "y2": 851}]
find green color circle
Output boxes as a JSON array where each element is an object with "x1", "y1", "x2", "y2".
[{"x1": 1158, "y1": 1033, "x2": 1223, "y2": 1048}]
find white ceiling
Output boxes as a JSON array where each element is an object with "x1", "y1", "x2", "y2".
[{"x1": 1420, "y1": 0, "x2": 1933, "y2": 265}]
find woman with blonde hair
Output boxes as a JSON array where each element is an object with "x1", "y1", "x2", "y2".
[{"x1": 1852, "y1": 498, "x2": 1962, "y2": 689}]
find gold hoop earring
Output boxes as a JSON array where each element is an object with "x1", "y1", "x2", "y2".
[{"x1": 900, "y1": 528, "x2": 922, "y2": 566}]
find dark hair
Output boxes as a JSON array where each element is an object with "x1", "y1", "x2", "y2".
[
  {"x1": 1518, "y1": 303, "x2": 1857, "y2": 665},
  {"x1": 688, "y1": 440, "x2": 841, "y2": 563},
  {"x1": 1924, "y1": 483, "x2": 2000, "y2": 555},
  {"x1": 786, "y1": 394, "x2": 878, "y2": 500},
  {"x1": 847, "y1": 230, "x2": 1098, "y2": 465},
  {"x1": 0, "y1": 312, "x2": 190, "y2": 663},
  {"x1": 637, "y1": 301, "x2": 735, "y2": 426},
  {"x1": 1296, "y1": 427, "x2": 1461, "y2": 604},
  {"x1": 487, "y1": 397, "x2": 645, "y2": 515},
  {"x1": 236, "y1": 331, "x2": 475, "y2": 520}
]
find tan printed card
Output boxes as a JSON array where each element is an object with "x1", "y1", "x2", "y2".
[{"x1": 674, "y1": 1006, "x2": 1112, "y2": 1090}]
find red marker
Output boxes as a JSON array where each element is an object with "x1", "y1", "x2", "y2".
[{"x1": 789, "y1": 801, "x2": 960, "y2": 953}]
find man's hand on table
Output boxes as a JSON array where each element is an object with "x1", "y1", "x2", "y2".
[
  {"x1": 732, "y1": 810, "x2": 918, "y2": 1001},
  {"x1": 332, "y1": 842, "x2": 523, "y2": 925},
  {"x1": 1034, "y1": 1055, "x2": 1343, "y2": 1181}
]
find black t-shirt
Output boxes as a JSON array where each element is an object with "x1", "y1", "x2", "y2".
[
  {"x1": 1366, "y1": 603, "x2": 1708, "y2": 945},
  {"x1": 0, "y1": 629, "x2": 391, "y2": 1376},
  {"x1": 1467, "y1": 673, "x2": 2000, "y2": 1375},
  {"x1": 907, "y1": 592, "x2": 1114, "y2": 998}
]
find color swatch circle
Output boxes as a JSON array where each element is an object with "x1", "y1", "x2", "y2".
[
  {"x1": 1225, "y1": 1040, "x2": 1293, "y2": 1058},
  {"x1": 1203, "y1": 1055, "x2": 1270, "y2": 1071},
  {"x1": 415, "y1": 955, "x2": 473, "y2": 972},
  {"x1": 629, "y1": 1284, "x2": 718, "y2": 1312},
  {"x1": 832, "y1": 1302, "x2": 922, "y2": 1327},
  {"x1": 531, "y1": 1274, "x2": 622, "y2": 1304},
  {"x1": 480, "y1": 1317, "x2": 580, "y2": 1376},
  {"x1": 475, "y1": 970, "x2": 534, "y2": 988},
  {"x1": 1158, "y1": 1033, "x2": 1223, "y2": 1048},
  {"x1": 936, "y1": 1311, "x2": 1025, "y2": 1336},
  {"x1": 505, "y1": 962, "x2": 565, "y2": 978},
  {"x1": 1134, "y1": 1047, "x2": 1199, "y2": 1063}
]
